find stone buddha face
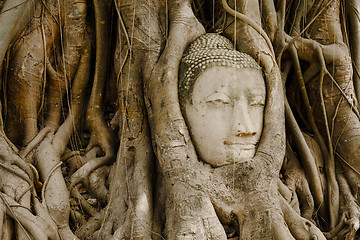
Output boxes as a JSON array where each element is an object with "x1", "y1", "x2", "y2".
[{"x1": 179, "y1": 34, "x2": 265, "y2": 167}]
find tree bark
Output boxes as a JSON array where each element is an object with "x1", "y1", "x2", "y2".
[{"x1": 0, "y1": 0, "x2": 359, "y2": 239}]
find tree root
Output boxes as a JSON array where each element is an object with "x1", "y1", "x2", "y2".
[
  {"x1": 164, "y1": 181, "x2": 227, "y2": 239},
  {"x1": 0, "y1": 193, "x2": 32, "y2": 240},
  {"x1": 323, "y1": 214, "x2": 346, "y2": 239},
  {"x1": 5, "y1": 13, "x2": 45, "y2": 145},
  {"x1": 0, "y1": 192, "x2": 60, "y2": 240},
  {"x1": 34, "y1": 40, "x2": 90, "y2": 240},
  {"x1": 0, "y1": 163, "x2": 32, "y2": 190},
  {"x1": 35, "y1": 135, "x2": 78, "y2": 240},
  {"x1": 41, "y1": 161, "x2": 62, "y2": 204},
  {"x1": 285, "y1": 98, "x2": 325, "y2": 217},
  {"x1": 0, "y1": 0, "x2": 37, "y2": 64},
  {"x1": 87, "y1": 166, "x2": 109, "y2": 204},
  {"x1": 283, "y1": 143, "x2": 315, "y2": 220},
  {"x1": 69, "y1": 154, "x2": 114, "y2": 190},
  {"x1": 337, "y1": 173, "x2": 360, "y2": 239},
  {"x1": 221, "y1": 0, "x2": 275, "y2": 57},
  {"x1": 0, "y1": 144, "x2": 33, "y2": 181},
  {"x1": 79, "y1": 0, "x2": 116, "y2": 192},
  {"x1": 20, "y1": 126, "x2": 52, "y2": 159},
  {"x1": 70, "y1": 185, "x2": 98, "y2": 217},
  {"x1": 347, "y1": 0, "x2": 360, "y2": 102},
  {"x1": 279, "y1": 195, "x2": 326, "y2": 240},
  {"x1": 2, "y1": 0, "x2": 360, "y2": 239},
  {"x1": 75, "y1": 210, "x2": 105, "y2": 239}
]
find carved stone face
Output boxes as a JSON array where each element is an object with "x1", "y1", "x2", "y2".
[{"x1": 184, "y1": 66, "x2": 266, "y2": 167}]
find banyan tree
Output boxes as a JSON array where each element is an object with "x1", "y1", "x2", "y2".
[{"x1": 0, "y1": 0, "x2": 360, "y2": 239}]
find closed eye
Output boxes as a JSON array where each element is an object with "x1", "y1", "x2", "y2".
[
  {"x1": 250, "y1": 101, "x2": 265, "y2": 107},
  {"x1": 206, "y1": 93, "x2": 231, "y2": 106},
  {"x1": 206, "y1": 99, "x2": 230, "y2": 105},
  {"x1": 249, "y1": 96, "x2": 265, "y2": 106}
]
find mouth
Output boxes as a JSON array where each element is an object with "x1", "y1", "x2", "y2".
[{"x1": 223, "y1": 140, "x2": 256, "y2": 150}]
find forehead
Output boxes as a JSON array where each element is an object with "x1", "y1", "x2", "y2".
[{"x1": 192, "y1": 66, "x2": 265, "y2": 98}]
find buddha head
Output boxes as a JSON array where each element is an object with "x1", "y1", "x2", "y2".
[{"x1": 179, "y1": 33, "x2": 266, "y2": 167}]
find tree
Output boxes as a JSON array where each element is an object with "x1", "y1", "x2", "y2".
[{"x1": 0, "y1": 0, "x2": 360, "y2": 239}]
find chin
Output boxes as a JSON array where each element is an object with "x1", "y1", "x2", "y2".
[
  {"x1": 226, "y1": 148, "x2": 256, "y2": 163},
  {"x1": 201, "y1": 148, "x2": 256, "y2": 167}
]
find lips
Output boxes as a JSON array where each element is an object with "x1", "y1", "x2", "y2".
[
  {"x1": 223, "y1": 140, "x2": 256, "y2": 150},
  {"x1": 223, "y1": 140, "x2": 256, "y2": 146}
]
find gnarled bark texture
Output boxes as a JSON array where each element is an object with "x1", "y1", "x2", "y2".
[{"x1": 0, "y1": 0, "x2": 360, "y2": 239}]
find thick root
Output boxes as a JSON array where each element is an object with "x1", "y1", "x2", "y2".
[{"x1": 279, "y1": 195, "x2": 326, "y2": 240}]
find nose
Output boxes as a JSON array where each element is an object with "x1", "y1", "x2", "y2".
[{"x1": 234, "y1": 100, "x2": 256, "y2": 136}]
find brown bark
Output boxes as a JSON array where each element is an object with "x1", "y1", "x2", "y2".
[{"x1": 0, "y1": 0, "x2": 360, "y2": 239}]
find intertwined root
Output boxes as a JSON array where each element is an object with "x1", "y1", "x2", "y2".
[{"x1": 1, "y1": 0, "x2": 360, "y2": 239}]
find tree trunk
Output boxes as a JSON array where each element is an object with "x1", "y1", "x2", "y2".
[{"x1": 0, "y1": 0, "x2": 359, "y2": 239}]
